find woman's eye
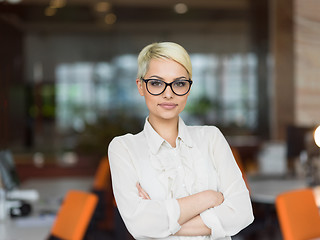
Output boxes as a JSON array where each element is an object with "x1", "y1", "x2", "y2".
[
  {"x1": 149, "y1": 80, "x2": 163, "y2": 87},
  {"x1": 174, "y1": 81, "x2": 186, "y2": 87}
]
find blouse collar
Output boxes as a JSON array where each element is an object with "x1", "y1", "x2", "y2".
[{"x1": 143, "y1": 116, "x2": 194, "y2": 154}]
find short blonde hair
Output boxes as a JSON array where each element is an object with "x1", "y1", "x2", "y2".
[{"x1": 137, "y1": 42, "x2": 192, "y2": 79}]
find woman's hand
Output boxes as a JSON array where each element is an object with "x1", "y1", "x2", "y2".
[
  {"x1": 177, "y1": 190, "x2": 224, "y2": 226},
  {"x1": 136, "y1": 182, "x2": 151, "y2": 200},
  {"x1": 215, "y1": 191, "x2": 224, "y2": 207}
]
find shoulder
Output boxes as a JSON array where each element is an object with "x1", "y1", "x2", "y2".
[
  {"x1": 185, "y1": 124, "x2": 228, "y2": 148},
  {"x1": 187, "y1": 125, "x2": 223, "y2": 138},
  {"x1": 108, "y1": 131, "x2": 145, "y2": 151}
]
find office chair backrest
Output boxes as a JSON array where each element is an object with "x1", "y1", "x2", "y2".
[
  {"x1": 50, "y1": 190, "x2": 98, "y2": 240},
  {"x1": 276, "y1": 188, "x2": 320, "y2": 240},
  {"x1": 92, "y1": 156, "x2": 110, "y2": 191},
  {"x1": 231, "y1": 147, "x2": 250, "y2": 192},
  {"x1": 91, "y1": 156, "x2": 115, "y2": 231}
]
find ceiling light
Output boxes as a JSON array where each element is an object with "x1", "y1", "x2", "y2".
[
  {"x1": 95, "y1": 2, "x2": 111, "y2": 13},
  {"x1": 105, "y1": 13, "x2": 116, "y2": 25},
  {"x1": 50, "y1": 0, "x2": 66, "y2": 8},
  {"x1": 6, "y1": 0, "x2": 22, "y2": 3},
  {"x1": 45, "y1": 7, "x2": 57, "y2": 16},
  {"x1": 314, "y1": 125, "x2": 320, "y2": 148},
  {"x1": 174, "y1": 3, "x2": 188, "y2": 14}
]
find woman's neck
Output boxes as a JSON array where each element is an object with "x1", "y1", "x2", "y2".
[{"x1": 148, "y1": 116, "x2": 179, "y2": 148}]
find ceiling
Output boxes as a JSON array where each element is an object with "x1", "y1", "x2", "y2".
[
  {"x1": 0, "y1": 0, "x2": 251, "y2": 33},
  {"x1": 17, "y1": 0, "x2": 249, "y2": 8}
]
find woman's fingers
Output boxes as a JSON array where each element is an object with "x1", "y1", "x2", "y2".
[
  {"x1": 216, "y1": 192, "x2": 224, "y2": 206},
  {"x1": 136, "y1": 182, "x2": 149, "y2": 199},
  {"x1": 136, "y1": 182, "x2": 151, "y2": 199},
  {"x1": 136, "y1": 183, "x2": 145, "y2": 198}
]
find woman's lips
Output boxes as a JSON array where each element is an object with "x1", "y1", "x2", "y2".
[{"x1": 158, "y1": 103, "x2": 178, "y2": 110}]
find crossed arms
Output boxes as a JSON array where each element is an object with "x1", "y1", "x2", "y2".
[{"x1": 137, "y1": 183, "x2": 224, "y2": 236}]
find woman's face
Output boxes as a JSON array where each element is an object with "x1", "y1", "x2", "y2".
[{"x1": 136, "y1": 58, "x2": 190, "y2": 123}]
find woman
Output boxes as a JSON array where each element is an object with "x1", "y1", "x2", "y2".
[{"x1": 108, "y1": 42, "x2": 254, "y2": 239}]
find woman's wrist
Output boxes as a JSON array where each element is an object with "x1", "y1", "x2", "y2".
[{"x1": 206, "y1": 190, "x2": 224, "y2": 208}]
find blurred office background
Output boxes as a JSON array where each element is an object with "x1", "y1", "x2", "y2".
[{"x1": 1, "y1": 0, "x2": 320, "y2": 239}]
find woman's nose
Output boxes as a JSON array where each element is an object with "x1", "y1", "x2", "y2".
[{"x1": 162, "y1": 85, "x2": 174, "y2": 98}]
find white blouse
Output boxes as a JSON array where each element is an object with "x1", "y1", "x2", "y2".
[{"x1": 108, "y1": 117, "x2": 254, "y2": 240}]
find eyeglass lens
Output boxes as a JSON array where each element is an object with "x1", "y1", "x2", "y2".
[{"x1": 146, "y1": 79, "x2": 191, "y2": 96}]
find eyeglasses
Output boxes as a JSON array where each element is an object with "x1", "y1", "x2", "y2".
[{"x1": 141, "y1": 78, "x2": 193, "y2": 96}]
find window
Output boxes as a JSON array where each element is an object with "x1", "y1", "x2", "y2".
[{"x1": 55, "y1": 52, "x2": 258, "y2": 150}]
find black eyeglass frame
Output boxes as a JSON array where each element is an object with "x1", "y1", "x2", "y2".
[{"x1": 141, "y1": 78, "x2": 193, "y2": 96}]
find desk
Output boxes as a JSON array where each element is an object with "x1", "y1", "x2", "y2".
[
  {"x1": 248, "y1": 176, "x2": 308, "y2": 204},
  {"x1": 248, "y1": 175, "x2": 320, "y2": 206},
  {"x1": 0, "y1": 177, "x2": 93, "y2": 240}
]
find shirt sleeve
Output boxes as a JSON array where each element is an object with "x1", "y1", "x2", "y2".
[
  {"x1": 108, "y1": 136, "x2": 181, "y2": 239},
  {"x1": 200, "y1": 127, "x2": 254, "y2": 239}
]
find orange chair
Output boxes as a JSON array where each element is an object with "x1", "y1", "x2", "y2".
[
  {"x1": 275, "y1": 188, "x2": 320, "y2": 240},
  {"x1": 231, "y1": 147, "x2": 250, "y2": 192},
  {"x1": 93, "y1": 157, "x2": 132, "y2": 239},
  {"x1": 91, "y1": 156, "x2": 115, "y2": 231},
  {"x1": 93, "y1": 156, "x2": 111, "y2": 191},
  {"x1": 49, "y1": 190, "x2": 98, "y2": 240}
]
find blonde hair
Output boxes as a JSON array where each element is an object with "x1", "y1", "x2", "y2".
[{"x1": 137, "y1": 42, "x2": 192, "y2": 79}]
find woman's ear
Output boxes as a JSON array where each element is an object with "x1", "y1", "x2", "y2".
[{"x1": 136, "y1": 78, "x2": 144, "y2": 96}]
